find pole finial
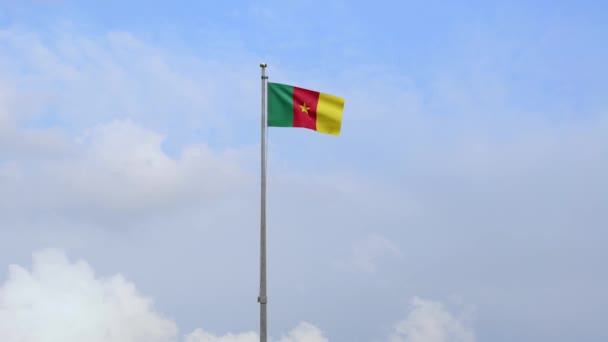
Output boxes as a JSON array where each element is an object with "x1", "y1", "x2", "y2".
[{"x1": 260, "y1": 63, "x2": 267, "y2": 68}]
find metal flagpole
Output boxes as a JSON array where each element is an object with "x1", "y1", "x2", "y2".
[{"x1": 258, "y1": 63, "x2": 268, "y2": 342}]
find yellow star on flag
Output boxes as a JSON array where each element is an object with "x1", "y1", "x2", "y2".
[{"x1": 299, "y1": 102, "x2": 309, "y2": 114}]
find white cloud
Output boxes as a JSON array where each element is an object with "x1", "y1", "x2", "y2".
[
  {"x1": 0, "y1": 119, "x2": 251, "y2": 219},
  {"x1": 275, "y1": 322, "x2": 328, "y2": 342},
  {"x1": 183, "y1": 321, "x2": 329, "y2": 342},
  {"x1": 185, "y1": 330, "x2": 258, "y2": 342},
  {"x1": 0, "y1": 249, "x2": 332, "y2": 342},
  {"x1": 185, "y1": 322, "x2": 327, "y2": 342},
  {"x1": 52, "y1": 119, "x2": 249, "y2": 214},
  {"x1": 0, "y1": 249, "x2": 178, "y2": 342},
  {"x1": 0, "y1": 249, "x2": 475, "y2": 342},
  {"x1": 389, "y1": 297, "x2": 475, "y2": 342},
  {"x1": 0, "y1": 249, "x2": 473, "y2": 342},
  {"x1": 336, "y1": 234, "x2": 402, "y2": 273}
]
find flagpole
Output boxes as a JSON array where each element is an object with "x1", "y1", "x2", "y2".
[{"x1": 258, "y1": 62, "x2": 268, "y2": 342}]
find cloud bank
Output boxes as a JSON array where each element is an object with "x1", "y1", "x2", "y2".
[{"x1": 0, "y1": 249, "x2": 472, "y2": 342}]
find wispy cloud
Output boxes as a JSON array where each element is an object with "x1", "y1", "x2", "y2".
[
  {"x1": 0, "y1": 27, "x2": 261, "y2": 148},
  {"x1": 335, "y1": 234, "x2": 402, "y2": 274}
]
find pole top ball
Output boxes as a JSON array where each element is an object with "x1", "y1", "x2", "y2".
[{"x1": 260, "y1": 63, "x2": 267, "y2": 68}]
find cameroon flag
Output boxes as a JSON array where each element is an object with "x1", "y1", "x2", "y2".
[{"x1": 267, "y1": 82, "x2": 345, "y2": 136}]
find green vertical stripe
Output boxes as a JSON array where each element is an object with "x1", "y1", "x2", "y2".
[{"x1": 268, "y1": 82, "x2": 294, "y2": 127}]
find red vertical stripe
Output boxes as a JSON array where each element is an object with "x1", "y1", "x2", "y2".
[{"x1": 292, "y1": 87, "x2": 320, "y2": 131}]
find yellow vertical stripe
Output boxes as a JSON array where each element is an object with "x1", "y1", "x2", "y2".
[{"x1": 316, "y1": 92, "x2": 344, "y2": 136}]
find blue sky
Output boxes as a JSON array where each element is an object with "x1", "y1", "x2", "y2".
[{"x1": 0, "y1": 1, "x2": 607, "y2": 342}]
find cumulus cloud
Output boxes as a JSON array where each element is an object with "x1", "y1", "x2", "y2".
[
  {"x1": 185, "y1": 322, "x2": 327, "y2": 342},
  {"x1": 0, "y1": 249, "x2": 476, "y2": 342},
  {"x1": 0, "y1": 119, "x2": 250, "y2": 220},
  {"x1": 53, "y1": 119, "x2": 249, "y2": 214},
  {"x1": 275, "y1": 322, "x2": 329, "y2": 342},
  {"x1": 0, "y1": 249, "x2": 333, "y2": 342},
  {"x1": 0, "y1": 249, "x2": 178, "y2": 342},
  {"x1": 389, "y1": 297, "x2": 475, "y2": 342},
  {"x1": 185, "y1": 330, "x2": 259, "y2": 342}
]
